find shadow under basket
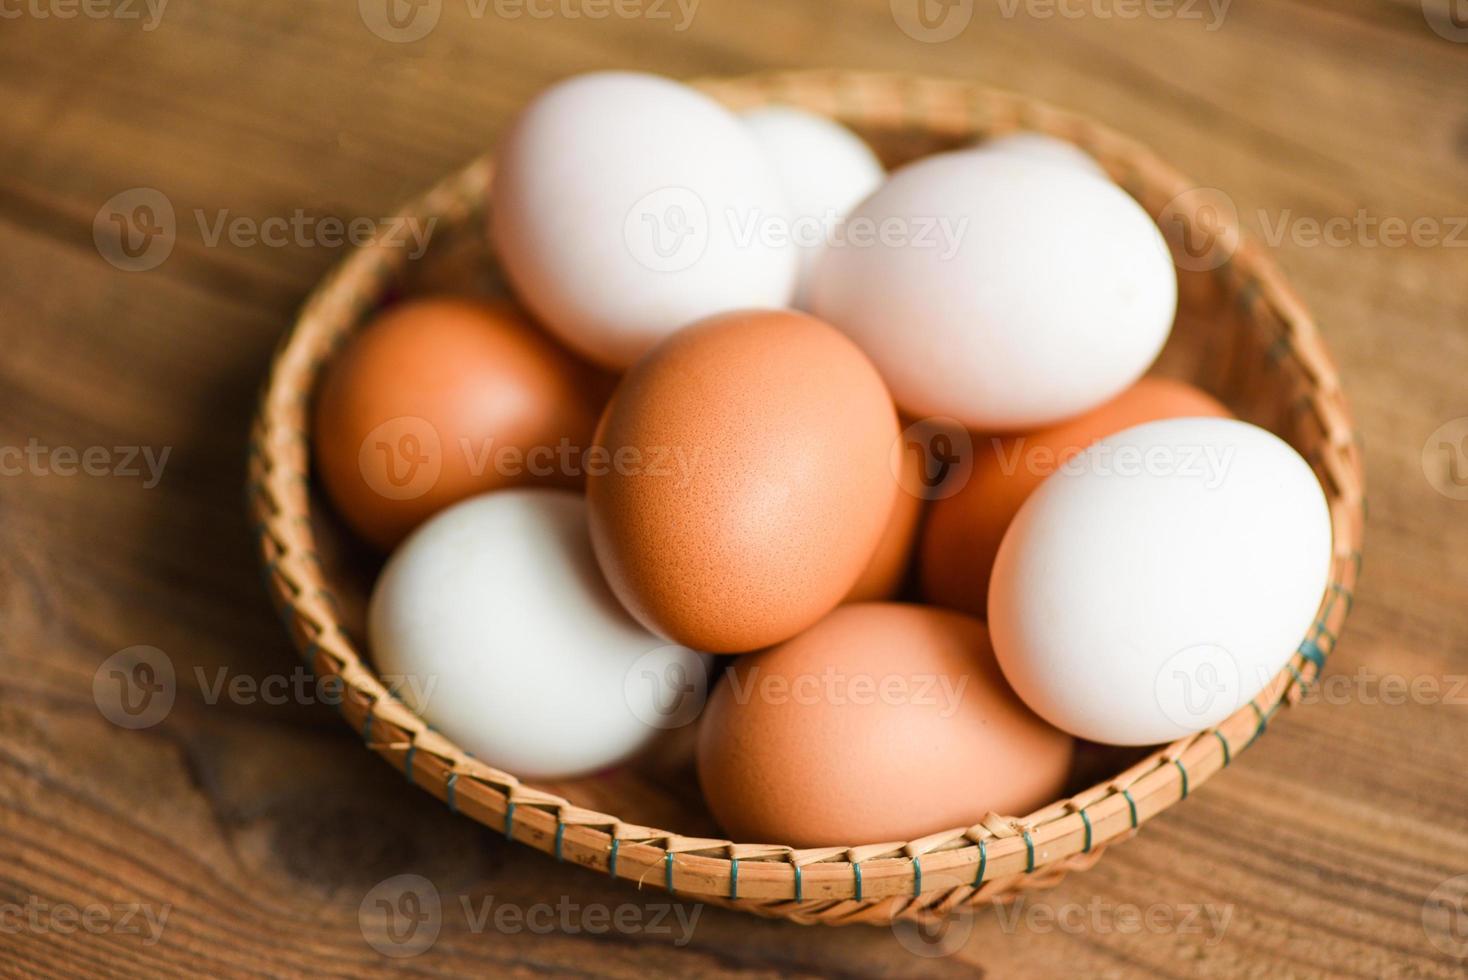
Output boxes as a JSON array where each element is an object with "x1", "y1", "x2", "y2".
[{"x1": 247, "y1": 70, "x2": 1365, "y2": 927}]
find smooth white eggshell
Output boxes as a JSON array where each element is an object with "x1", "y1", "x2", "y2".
[
  {"x1": 491, "y1": 72, "x2": 797, "y2": 368},
  {"x1": 971, "y1": 132, "x2": 1107, "y2": 177},
  {"x1": 808, "y1": 151, "x2": 1177, "y2": 431},
  {"x1": 742, "y1": 107, "x2": 884, "y2": 307},
  {"x1": 368, "y1": 488, "x2": 708, "y2": 779},
  {"x1": 987, "y1": 418, "x2": 1334, "y2": 746}
]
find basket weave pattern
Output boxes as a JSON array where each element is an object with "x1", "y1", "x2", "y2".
[{"x1": 247, "y1": 71, "x2": 1364, "y2": 926}]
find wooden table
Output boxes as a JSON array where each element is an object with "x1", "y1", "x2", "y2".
[{"x1": 3, "y1": 0, "x2": 1467, "y2": 976}]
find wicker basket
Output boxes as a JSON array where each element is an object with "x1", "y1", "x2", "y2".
[{"x1": 247, "y1": 70, "x2": 1364, "y2": 926}]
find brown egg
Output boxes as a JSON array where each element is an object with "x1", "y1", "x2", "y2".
[
  {"x1": 920, "y1": 377, "x2": 1230, "y2": 618},
  {"x1": 587, "y1": 310, "x2": 898, "y2": 653},
  {"x1": 696, "y1": 603, "x2": 1074, "y2": 846},
  {"x1": 844, "y1": 446, "x2": 924, "y2": 602},
  {"x1": 313, "y1": 297, "x2": 610, "y2": 551}
]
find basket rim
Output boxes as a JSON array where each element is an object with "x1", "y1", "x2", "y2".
[{"x1": 246, "y1": 69, "x2": 1365, "y2": 922}]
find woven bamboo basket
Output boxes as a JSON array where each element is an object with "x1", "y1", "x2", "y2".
[{"x1": 247, "y1": 70, "x2": 1365, "y2": 927}]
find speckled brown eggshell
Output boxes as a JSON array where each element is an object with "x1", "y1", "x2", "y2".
[
  {"x1": 313, "y1": 297, "x2": 612, "y2": 551},
  {"x1": 695, "y1": 603, "x2": 1075, "y2": 846},
  {"x1": 586, "y1": 309, "x2": 898, "y2": 653},
  {"x1": 844, "y1": 445, "x2": 924, "y2": 602}
]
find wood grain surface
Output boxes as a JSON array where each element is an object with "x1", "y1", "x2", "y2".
[{"x1": 2, "y1": 0, "x2": 1467, "y2": 976}]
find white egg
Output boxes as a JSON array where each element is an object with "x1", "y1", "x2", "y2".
[
  {"x1": 368, "y1": 488, "x2": 709, "y2": 779},
  {"x1": 988, "y1": 418, "x2": 1333, "y2": 746},
  {"x1": 742, "y1": 107, "x2": 884, "y2": 308},
  {"x1": 491, "y1": 72, "x2": 797, "y2": 369},
  {"x1": 808, "y1": 151, "x2": 1177, "y2": 431},
  {"x1": 970, "y1": 131, "x2": 1107, "y2": 178}
]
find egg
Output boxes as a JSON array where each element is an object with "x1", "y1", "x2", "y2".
[
  {"x1": 696, "y1": 603, "x2": 1074, "y2": 846},
  {"x1": 587, "y1": 309, "x2": 898, "y2": 653},
  {"x1": 741, "y1": 107, "x2": 884, "y2": 307},
  {"x1": 368, "y1": 488, "x2": 708, "y2": 779},
  {"x1": 313, "y1": 297, "x2": 610, "y2": 550},
  {"x1": 921, "y1": 377, "x2": 1230, "y2": 618},
  {"x1": 988, "y1": 418, "x2": 1333, "y2": 746},
  {"x1": 845, "y1": 443, "x2": 924, "y2": 602},
  {"x1": 971, "y1": 131, "x2": 1107, "y2": 177},
  {"x1": 491, "y1": 71, "x2": 797, "y2": 369},
  {"x1": 809, "y1": 151, "x2": 1177, "y2": 430}
]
